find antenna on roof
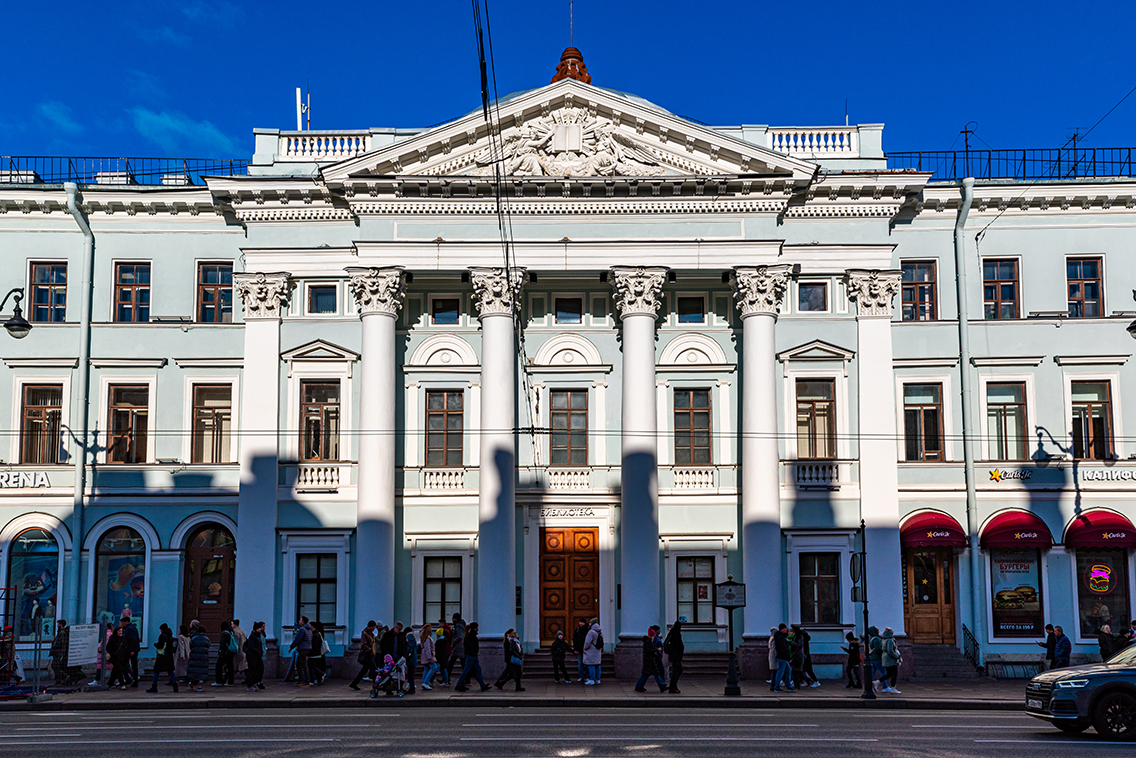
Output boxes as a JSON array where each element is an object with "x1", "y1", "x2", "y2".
[
  {"x1": 569, "y1": 0, "x2": 574, "y2": 46},
  {"x1": 845, "y1": 99, "x2": 848, "y2": 127},
  {"x1": 296, "y1": 86, "x2": 311, "y2": 131}
]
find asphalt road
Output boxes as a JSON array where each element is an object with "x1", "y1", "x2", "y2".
[{"x1": 0, "y1": 707, "x2": 1129, "y2": 757}]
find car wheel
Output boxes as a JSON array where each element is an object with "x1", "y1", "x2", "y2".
[
  {"x1": 1092, "y1": 692, "x2": 1136, "y2": 741},
  {"x1": 1053, "y1": 722, "x2": 1089, "y2": 733}
]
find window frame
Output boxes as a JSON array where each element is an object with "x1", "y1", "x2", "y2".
[
  {"x1": 305, "y1": 281, "x2": 340, "y2": 317},
  {"x1": 1063, "y1": 373, "x2": 1122, "y2": 461},
  {"x1": 673, "y1": 387, "x2": 713, "y2": 466},
  {"x1": 5, "y1": 527, "x2": 60, "y2": 642},
  {"x1": 90, "y1": 524, "x2": 148, "y2": 639},
  {"x1": 19, "y1": 383, "x2": 65, "y2": 465},
  {"x1": 423, "y1": 555, "x2": 463, "y2": 624},
  {"x1": 798, "y1": 551, "x2": 842, "y2": 626},
  {"x1": 280, "y1": 531, "x2": 351, "y2": 645},
  {"x1": 105, "y1": 383, "x2": 152, "y2": 465},
  {"x1": 1066, "y1": 256, "x2": 1104, "y2": 319},
  {"x1": 429, "y1": 294, "x2": 462, "y2": 327},
  {"x1": 299, "y1": 379, "x2": 342, "y2": 462},
  {"x1": 675, "y1": 293, "x2": 708, "y2": 326},
  {"x1": 28, "y1": 261, "x2": 68, "y2": 324},
  {"x1": 984, "y1": 381, "x2": 1029, "y2": 462},
  {"x1": 295, "y1": 552, "x2": 338, "y2": 627},
  {"x1": 675, "y1": 555, "x2": 717, "y2": 626},
  {"x1": 549, "y1": 388, "x2": 589, "y2": 467},
  {"x1": 986, "y1": 546, "x2": 1049, "y2": 642},
  {"x1": 1069, "y1": 546, "x2": 1136, "y2": 645},
  {"x1": 977, "y1": 374, "x2": 1036, "y2": 462},
  {"x1": 553, "y1": 295, "x2": 585, "y2": 326},
  {"x1": 425, "y1": 389, "x2": 465, "y2": 468},
  {"x1": 900, "y1": 259, "x2": 938, "y2": 321},
  {"x1": 189, "y1": 383, "x2": 234, "y2": 464},
  {"x1": 795, "y1": 279, "x2": 831, "y2": 314},
  {"x1": 195, "y1": 262, "x2": 234, "y2": 324},
  {"x1": 794, "y1": 378, "x2": 837, "y2": 460},
  {"x1": 112, "y1": 261, "x2": 152, "y2": 324},
  {"x1": 902, "y1": 382, "x2": 945, "y2": 462},
  {"x1": 785, "y1": 531, "x2": 855, "y2": 628},
  {"x1": 982, "y1": 258, "x2": 1020, "y2": 320}
]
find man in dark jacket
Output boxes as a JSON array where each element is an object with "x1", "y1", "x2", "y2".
[
  {"x1": 448, "y1": 614, "x2": 466, "y2": 680},
  {"x1": 1054, "y1": 626, "x2": 1072, "y2": 667},
  {"x1": 664, "y1": 620, "x2": 684, "y2": 693},
  {"x1": 244, "y1": 621, "x2": 267, "y2": 691},
  {"x1": 771, "y1": 624, "x2": 794, "y2": 692},
  {"x1": 634, "y1": 626, "x2": 667, "y2": 692},
  {"x1": 1037, "y1": 624, "x2": 1057, "y2": 669},
  {"x1": 121, "y1": 617, "x2": 141, "y2": 687},
  {"x1": 572, "y1": 619, "x2": 589, "y2": 684},
  {"x1": 453, "y1": 621, "x2": 490, "y2": 691},
  {"x1": 350, "y1": 620, "x2": 379, "y2": 690},
  {"x1": 550, "y1": 630, "x2": 572, "y2": 683},
  {"x1": 290, "y1": 616, "x2": 313, "y2": 685}
]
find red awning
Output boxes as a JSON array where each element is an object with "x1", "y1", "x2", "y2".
[
  {"x1": 1064, "y1": 510, "x2": 1136, "y2": 549},
  {"x1": 980, "y1": 510, "x2": 1053, "y2": 549},
  {"x1": 901, "y1": 511, "x2": 967, "y2": 547}
]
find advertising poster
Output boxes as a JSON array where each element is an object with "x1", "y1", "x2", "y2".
[
  {"x1": 95, "y1": 555, "x2": 144, "y2": 629},
  {"x1": 990, "y1": 548, "x2": 1043, "y2": 636},
  {"x1": 11, "y1": 555, "x2": 57, "y2": 640},
  {"x1": 1075, "y1": 549, "x2": 1130, "y2": 637},
  {"x1": 68, "y1": 623, "x2": 101, "y2": 666}
]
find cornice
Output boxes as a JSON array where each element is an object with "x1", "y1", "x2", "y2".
[
  {"x1": 0, "y1": 187, "x2": 222, "y2": 217},
  {"x1": 918, "y1": 181, "x2": 1136, "y2": 217}
]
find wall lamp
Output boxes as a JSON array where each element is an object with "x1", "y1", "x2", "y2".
[{"x1": 0, "y1": 288, "x2": 31, "y2": 339}]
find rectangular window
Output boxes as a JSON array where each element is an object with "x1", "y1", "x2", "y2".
[
  {"x1": 1067, "y1": 257, "x2": 1102, "y2": 318},
  {"x1": 426, "y1": 390, "x2": 463, "y2": 467},
  {"x1": 114, "y1": 263, "x2": 151, "y2": 323},
  {"x1": 673, "y1": 389, "x2": 711, "y2": 465},
  {"x1": 798, "y1": 282, "x2": 828, "y2": 312},
  {"x1": 1071, "y1": 381, "x2": 1112, "y2": 460},
  {"x1": 197, "y1": 263, "x2": 233, "y2": 323},
  {"x1": 677, "y1": 296, "x2": 705, "y2": 324},
  {"x1": 983, "y1": 259, "x2": 1019, "y2": 320},
  {"x1": 676, "y1": 556, "x2": 715, "y2": 625},
  {"x1": 191, "y1": 385, "x2": 232, "y2": 464},
  {"x1": 424, "y1": 556, "x2": 462, "y2": 624},
  {"x1": 21, "y1": 385, "x2": 63, "y2": 464},
  {"x1": 30, "y1": 263, "x2": 67, "y2": 323},
  {"x1": 108, "y1": 385, "x2": 149, "y2": 464},
  {"x1": 301, "y1": 381, "x2": 340, "y2": 461},
  {"x1": 308, "y1": 284, "x2": 337, "y2": 315},
  {"x1": 901, "y1": 261, "x2": 937, "y2": 321},
  {"x1": 903, "y1": 383, "x2": 944, "y2": 461},
  {"x1": 799, "y1": 552, "x2": 840, "y2": 625},
  {"x1": 1075, "y1": 548, "x2": 1130, "y2": 640},
  {"x1": 990, "y1": 547, "x2": 1044, "y2": 637},
  {"x1": 986, "y1": 382, "x2": 1027, "y2": 460},
  {"x1": 297, "y1": 553, "x2": 337, "y2": 626},
  {"x1": 550, "y1": 390, "x2": 588, "y2": 466},
  {"x1": 431, "y1": 298, "x2": 460, "y2": 325},
  {"x1": 795, "y1": 379, "x2": 836, "y2": 459},
  {"x1": 554, "y1": 297, "x2": 583, "y2": 325}
]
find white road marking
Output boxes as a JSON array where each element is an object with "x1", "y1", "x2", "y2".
[
  {"x1": 974, "y1": 739, "x2": 1132, "y2": 745},
  {"x1": 462, "y1": 723, "x2": 817, "y2": 727},
  {"x1": 0, "y1": 738, "x2": 339, "y2": 746},
  {"x1": 912, "y1": 725, "x2": 1042, "y2": 729},
  {"x1": 461, "y1": 737, "x2": 879, "y2": 742}
]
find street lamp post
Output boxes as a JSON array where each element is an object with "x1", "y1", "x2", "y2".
[
  {"x1": 0, "y1": 288, "x2": 32, "y2": 339},
  {"x1": 1127, "y1": 289, "x2": 1136, "y2": 339}
]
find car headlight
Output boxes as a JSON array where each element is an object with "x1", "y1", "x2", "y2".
[{"x1": 1055, "y1": 679, "x2": 1090, "y2": 689}]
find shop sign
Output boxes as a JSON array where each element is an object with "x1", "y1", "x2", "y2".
[
  {"x1": 1085, "y1": 564, "x2": 1113, "y2": 594},
  {"x1": 0, "y1": 471, "x2": 50, "y2": 488},
  {"x1": 1082, "y1": 469, "x2": 1136, "y2": 482},
  {"x1": 989, "y1": 468, "x2": 1032, "y2": 482},
  {"x1": 539, "y1": 508, "x2": 595, "y2": 518}
]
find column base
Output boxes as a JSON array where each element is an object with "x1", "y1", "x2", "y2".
[
  {"x1": 479, "y1": 637, "x2": 506, "y2": 682},
  {"x1": 613, "y1": 639, "x2": 642, "y2": 680},
  {"x1": 897, "y1": 636, "x2": 914, "y2": 681},
  {"x1": 738, "y1": 637, "x2": 771, "y2": 681}
]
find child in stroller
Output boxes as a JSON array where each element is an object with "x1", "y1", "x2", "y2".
[{"x1": 370, "y1": 654, "x2": 408, "y2": 698}]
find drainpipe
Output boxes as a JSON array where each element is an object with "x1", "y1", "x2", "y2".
[
  {"x1": 953, "y1": 177, "x2": 983, "y2": 666},
  {"x1": 64, "y1": 182, "x2": 94, "y2": 624}
]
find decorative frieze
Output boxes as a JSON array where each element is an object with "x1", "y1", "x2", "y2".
[
  {"x1": 844, "y1": 268, "x2": 902, "y2": 318},
  {"x1": 731, "y1": 264, "x2": 792, "y2": 317},
  {"x1": 233, "y1": 272, "x2": 292, "y2": 319},
  {"x1": 345, "y1": 266, "x2": 406, "y2": 316},
  {"x1": 610, "y1": 266, "x2": 667, "y2": 317},
  {"x1": 469, "y1": 267, "x2": 527, "y2": 317}
]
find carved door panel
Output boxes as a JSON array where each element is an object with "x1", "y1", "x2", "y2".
[
  {"x1": 540, "y1": 527, "x2": 598, "y2": 646},
  {"x1": 903, "y1": 547, "x2": 956, "y2": 645}
]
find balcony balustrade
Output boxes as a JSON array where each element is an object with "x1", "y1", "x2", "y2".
[
  {"x1": 278, "y1": 132, "x2": 371, "y2": 162},
  {"x1": 767, "y1": 127, "x2": 859, "y2": 157}
]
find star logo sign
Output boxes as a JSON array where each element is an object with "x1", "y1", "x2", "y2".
[
  {"x1": 1014, "y1": 533, "x2": 1022, "y2": 539},
  {"x1": 921, "y1": 579, "x2": 928, "y2": 585},
  {"x1": 990, "y1": 469, "x2": 1003, "y2": 482},
  {"x1": 1104, "y1": 532, "x2": 1111, "y2": 540},
  {"x1": 927, "y1": 531, "x2": 935, "y2": 538}
]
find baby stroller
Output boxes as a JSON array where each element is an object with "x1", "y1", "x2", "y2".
[{"x1": 370, "y1": 655, "x2": 408, "y2": 698}]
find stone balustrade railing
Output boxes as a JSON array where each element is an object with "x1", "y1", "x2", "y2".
[
  {"x1": 768, "y1": 127, "x2": 859, "y2": 157},
  {"x1": 295, "y1": 462, "x2": 341, "y2": 488},
  {"x1": 672, "y1": 466, "x2": 716, "y2": 489},
  {"x1": 547, "y1": 468, "x2": 591, "y2": 491},
  {"x1": 278, "y1": 132, "x2": 371, "y2": 162},
  {"x1": 791, "y1": 460, "x2": 844, "y2": 488},
  {"x1": 423, "y1": 469, "x2": 465, "y2": 490}
]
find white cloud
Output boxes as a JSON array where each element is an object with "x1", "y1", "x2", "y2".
[
  {"x1": 128, "y1": 108, "x2": 243, "y2": 156},
  {"x1": 36, "y1": 101, "x2": 83, "y2": 135},
  {"x1": 180, "y1": 0, "x2": 244, "y2": 26}
]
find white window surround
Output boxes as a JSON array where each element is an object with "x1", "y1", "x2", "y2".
[
  {"x1": 785, "y1": 531, "x2": 857, "y2": 628},
  {"x1": 180, "y1": 375, "x2": 240, "y2": 465},
  {"x1": 403, "y1": 294, "x2": 424, "y2": 328},
  {"x1": 25, "y1": 259, "x2": 69, "y2": 324},
  {"x1": 1061, "y1": 371, "x2": 1123, "y2": 460},
  {"x1": 83, "y1": 512, "x2": 159, "y2": 646},
  {"x1": 0, "y1": 512, "x2": 73, "y2": 649},
  {"x1": 533, "y1": 381, "x2": 595, "y2": 468},
  {"x1": 794, "y1": 278, "x2": 832, "y2": 315},
  {"x1": 428, "y1": 293, "x2": 465, "y2": 327},
  {"x1": 983, "y1": 545, "x2": 1051, "y2": 645},
  {"x1": 979, "y1": 254, "x2": 1025, "y2": 319},
  {"x1": 662, "y1": 536, "x2": 730, "y2": 639},
  {"x1": 899, "y1": 258, "x2": 941, "y2": 320},
  {"x1": 285, "y1": 365, "x2": 353, "y2": 463},
  {"x1": 783, "y1": 368, "x2": 851, "y2": 460},
  {"x1": 302, "y1": 280, "x2": 341, "y2": 317},
  {"x1": 664, "y1": 381, "x2": 719, "y2": 467},
  {"x1": 712, "y1": 294, "x2": 731, "y2": 327},
  {"x1": 96, "y1": 375, "x2": 158, "y2": 464},
  {"x1": 1063, "y1": 252, "x2": 1107, "y2": 318},
  {"x1": 193, "y1": 259, "x2": 236, "y2": 324},
  {"x1": 280, "y1": 531, "x2": 351, "y2": 646},
  {"x1": 552, "y1": 292, "x2": 587, "y2": 326},
  {"x1": 673, "y1": 292, "x2": 708, "y2": 326},
  {"x1": 413, "y1": 382, "x2": 471, "y2": 470},
  {"x1": 894, "y1": 373, "x2": 955, "y2": 463},
  {"x1": 976, "y1": 372, "x2": 1038, "y2": 462},
  {"x1": 1065, "y1": 543, "x2": 1136, "y2": 646},
  {"x1": 8, "y1": 375, "x2": 72, "y2": 465},
  {"x1": 408, "y1": 537, "x2": 475, "y2": 628}
]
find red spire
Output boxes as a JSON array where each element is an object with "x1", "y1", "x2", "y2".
[{"x1": 551, "y1": 47, "x2": 591, "y2": 84}]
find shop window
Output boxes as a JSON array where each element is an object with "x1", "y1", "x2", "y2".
[
  {"x1": 1075, "y1": 548, "x2": 1130, "y2": 639},
  {"x1": 986, "y1": 382, "x2": 1027, "y2": 461},
  {"x1": 30, "y1": 262, "x2": 67, "y2": 323},
  {"x1": 300, "y1": 381, "x2": 340, "y2": 461},
  {"x1": 795, "y1": 379, "x2": 836, "y2": 459},
  {"x1": 1067, "y1": 257, "x2": 1102, "y2": 318},
  {"x1": 673, "y1": 388, "x2": 711, "y2": 465},
  {"x1": 554, "y1": 297, "x2": 583, "y2": 325},
  {"x1": 113, "y1": 263, "x2": 151, "y2": 323},
  {"x1": 20, "y1": 384, "x2": 63, "y2": 464},
  {"x1": 197, "y1": 263, "x2": 233, "y2": 323},
  {"x1": 108, "y1": 385, "x2": 149, "y2": 464},
  {"x1": 903, "y1": 383, "x2": 944, "y2": 461},
  {"x1": 296, "y1": 553, "x2": 336, "y2": 626},
  {"x1": 1071, "y1": 381, "x2": 1112, "y2": 460},
  {"x1": 307, "y1": 284, "x2": 337, "y2": 315},
  {"x1": 191, "y1": 385, "x2": 233, "y2": 464},
  {"x1": 677, "y1": 556, "x2": 715, "y2": 625},
  {"x1": 551, "y1": 389, "x2": 588, "y2": 466},
  {"x1": 990, "y1": 547, "x2": 1044, "y2": 637},
  {"x1": 677, "y1": 296, "x2": 705, "y2": 324},
  {"x1": 93, "y1": 527, "x2": 146, "y2": 630},
  {"x1": 431, "y1": 298, "x2": 460, "y2": 325},
  {"x1": 798, "y1": 281, "x2": 828, "y2": 312},
  {"x1": 424, "y1": 556, "x2": 462, "y2": 624},
  {"x1": 799, "y1": 552, "x2": 840, "y2": 624},
  {"x1": 426, "y1": 390, "x2": 463, "y2": 467},
  {"x1": 8, "y1": 528, "x2": 58, "y2": 642},
  {"x1": 901, "y1": 260, "x2": 937, "y2": 321},
  {"x1": 983, "y1": 259, "x2": 1019, "y2": 320}
]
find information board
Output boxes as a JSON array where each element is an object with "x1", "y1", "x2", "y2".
[
  {"x1": 68, "y1": 623, "x2": 101, "y2": 666},
  {"x1": 714, "y1": 581, "x2": 746, "y2": 608}
]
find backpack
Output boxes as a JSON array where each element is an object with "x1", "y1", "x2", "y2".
[
  {"x1": 662, "y1": 634, "x2": 672, "y2": 655},
  {"x1": 595, "y1": 630, "x2": 604, "y2": 650},
  {"x1": 224, "y1": 631, "x2": 238, "y2": 655}
]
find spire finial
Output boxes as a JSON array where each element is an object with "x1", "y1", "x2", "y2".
[{"x1": 570, "y1": 1, "x2": 574, "y2": 46}]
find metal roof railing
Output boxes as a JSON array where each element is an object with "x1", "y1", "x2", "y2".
[
  {"x1": 887, "y1": 147, "x2": 1136, "y2": 182},
  {"x1": 0, "y1": 156, "x2": 250, "y2": 186}
]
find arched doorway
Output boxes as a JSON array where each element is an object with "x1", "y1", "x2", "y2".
[{"x1": 181, "y1": 525, "x2": 235, "y2": 639}]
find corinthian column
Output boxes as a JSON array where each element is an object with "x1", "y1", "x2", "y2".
[
  {"x1": 732, "y1": 265, "x2": 792, "y2": 656},
  {"x1": 346, "y1": 266, "x2": 405, "y2": 631},
  {"x1": 232, "y1": 272, "x2": 291, "y2": 643},
  {"x1": 470, "y1": 267, "x2": 526, "y2": 651},
  {"x1": 845, "y1": 268, "x2": 906, "y2": 637},
  {"x1": 610, "y1": 265, "x2": 667, "y2": 675}
]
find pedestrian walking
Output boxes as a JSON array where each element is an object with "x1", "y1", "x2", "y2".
[
  {"x1": 1037, "y1": 623, "x2": 1057, "y2": 670},
  {"x1": 634, "y1": 626, "x2": 667, "y2": 692},
  {"x1": 453, "y1": 621, "x2": 490, "y2": 692},
  {"x1": 212, "y1": 620, "x2": 236, "y2": 686},
  {"x1": 310, "y1": 621, "x2": 330, "y2": 684},
  {"x1": 380, "y1": 621, "x2": 402, "y2": 662},
  {"x1": 105, "y1": 625, "x2": 131, "y2": 689},
  {"x1": 787, "y1": 626, "x2": 805, "y2": 688},
  {"x1": 404, "y1": 623, "x2": 418, "y2": 694},
  {"x1": 175, "y1": 624, "x2": 190, "y2": 683},
  {"x1": 244, "y1": 621, "x2": 267, "y2": 691},
  {"x1": 1054, "y1": 625, "x2": 1072, "y2": 668},
  {"x1": 663, "y1": 620, "x2": 683, "y2": 693},
  {"x1": 50, "y1": 620, "x2": 79, "y2": 684},
  {"x1": 350, "y1": 620, "x2": 379, "y2": 690},
  {"x1": 770, "y1": 624, "x2": 794, "y2": 692},
  {"x1": 147, "y1": 623, "x2": 179, "y2": 692},
  {"x1": 493, "y1": 628, "x2": 525, "y2": 691},
  {"x1": 420, "y1": 623, "x2": 438, "y2": 690},
  {"x1": 448, "y1": 614, "x2": 466, "y2": 681},
  {"x1": 583, "y1": 618, "x2": 604, "y2": 685},
  {"x1": 766, "y1": 627, "x2": 777, "y2": 684},
  {"x1": 867, "y1": 625, "x2": 885, "y2": 691},
  {"x1": 231, "y1": 619, "x2": 248, "y2": 679},
  {"x1": 572, "y1": 618, "x2": 589, "y2": 684},
  {"x1": 880, "y1": 627, "x2": 902, "y2": 694},
  {"x1": 91, "y1": 622, "x2": 113, "y2": 686},
  {"x1": 794, "y1": 624, "x2": 820, "y2": 687},
  {"x1": 435, "y1": 622, "x2": 452, "y2": 685},
  {"x1": 841, "y1": 631, "x2": 862, "y2": 688},
  {"x1": 122, "y1": 616, "x2": 141, "y2": 687},
  {"x1": 187, "y1": 624, "x2": 210, "y2": 691},
  {"x1": 550, "y1": 629, "x2": 572, "y2": 683},
  {"x1": 290, "y1": 616, "x2": 313, "y2": 685}
]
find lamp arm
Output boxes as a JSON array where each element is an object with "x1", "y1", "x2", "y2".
[{"x1": 0, "y1": 288, "x2": 24, "y2": 312}]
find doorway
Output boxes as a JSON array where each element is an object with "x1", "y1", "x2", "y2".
[
  {"x1": 182, "y1": 525, "x2": 235, "y2": 639},
  {"x1": 540, "y1": 527, "x2": 598, "y2": 646},
  {"x1": 903, "y1": 546, "x2": 956, "y2": 644}
]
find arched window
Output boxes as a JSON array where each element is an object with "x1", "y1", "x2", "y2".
[
  {"x1": 8, "y1": 529, "x2": 58, "y2": 642},
  {"x1": 93, "y1": 527, "x2": 146, "y2": 630}
]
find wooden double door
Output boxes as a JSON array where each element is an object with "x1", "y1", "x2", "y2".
[
  {"x1": 903, "y1": 546, "x2": 956, "y2": 644},
  {"x1": 540, "y1": 527, "x2": 599, "y2": 646},
  {"x1": 181, "y1": 525, "x2": 236, "y2": 640}
]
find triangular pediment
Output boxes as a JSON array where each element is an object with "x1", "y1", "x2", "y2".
[
  {"x1": 777, "y1": 339, "x2": 856, "y2": 363},
  {"x1": 321, "y1": 79, "x2": 817, "y2": 183},
  {"x1": 281, "y1": 339, "x2": 360, "y2": 363}
]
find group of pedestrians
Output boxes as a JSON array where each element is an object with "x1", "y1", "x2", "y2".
[
  {"x1": 284, "y1": 616, "x2": 332, "y2": 686},
  {"x1": 349, "y1": 614, "x2": 473, "y2": 694},
  {"x1": 633, "y1": 621, "x2": 685, "y2": 693},
  {"x1": 1037, "y1": 619, "x2": 1136, "y2": 669},
  {"x1": 768, "y1": 623, "x2": 824, "y2": 692}
]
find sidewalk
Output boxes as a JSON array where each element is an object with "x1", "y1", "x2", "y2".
[{"x1": 0, "y1": 677, "x2": 1024, "y2": 711}]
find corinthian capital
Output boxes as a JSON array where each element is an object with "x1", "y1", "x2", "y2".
[
  {"x1": 610, "y1": 266, "x2": 667, "y2": 318},
  {"x1": 731, "y1": 264, "x2": 792, "y2": 317},
  {"x1": 469, "y1": 267, "x2": 527, "y2": 317},
  {"x1": 233, "y1": 272, "x2": 292, "y2": 319},
  {"x1": 345, "y1": 266, "x2": 406, "y2": 316},
  {"x1": 845, "y1": 268, "x2": 903, "y2": 318}
]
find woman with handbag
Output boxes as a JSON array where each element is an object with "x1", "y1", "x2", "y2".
[
  {"x1": 493, "y1": 628, "x2": 525, "y2": 691},
  {"x1": 309, "y1": 621, "x2": 330, "y2": 685}
]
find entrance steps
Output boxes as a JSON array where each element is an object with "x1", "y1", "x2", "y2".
[
  {"x1": 521, "y1": 648, "x2": 614, "y2": 680},
  {"x1": 910, "y1": 643, "x2": 981, "y2": 679}
]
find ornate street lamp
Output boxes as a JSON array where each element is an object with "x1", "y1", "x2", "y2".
[
  {"x1": 0, "y1": 288, "x2": 32, "y2": 339},
  {"x1": 1129, "y1": 290, "x2": 1136, "y2": 340}
]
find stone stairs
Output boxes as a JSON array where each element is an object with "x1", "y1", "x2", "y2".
[
  {"x1": 910, "y1": 643, "x2": 982, "y2": 679},
  {"x1": 521, "y1": 649, "x2": 615, "y2": 680}
]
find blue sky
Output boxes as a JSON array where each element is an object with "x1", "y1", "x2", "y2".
[{"x1": 3, "y1": 0, "x2": 1135, "y2": 159}]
